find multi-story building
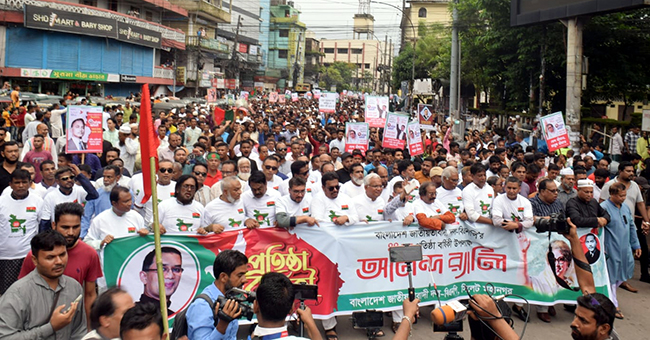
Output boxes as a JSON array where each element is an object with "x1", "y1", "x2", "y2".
[
  {"x1": 265, "y1": 0, "x2": 305, "y2": 90},
  {"x1": 319, "y1": 39, "x2": 393, "y2": 93},
  {"x1": 401, "y1": 0, "x2": 451, "y2": 45},
  {"x1": 0, "y1": 0, "x2": 189, "y2": 96},
  {"x1": 303, "y1": 31, "x2": 321, "y2": 85}
]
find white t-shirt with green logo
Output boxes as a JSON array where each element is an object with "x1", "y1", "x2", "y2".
[
  {"x1": 0, "y1": 194, "x2": 43, "y2": 259},
  {"x1": 158, "y1": 199, "x2": 206, "y2": 233}
]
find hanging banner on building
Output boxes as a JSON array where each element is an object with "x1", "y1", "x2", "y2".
[
  {"x1": 541, "y1": 112, "x2": 570, "y2": 152},
  {"x1": 269, "y1": 92, "x2": 279, "y2": 103},
  {"x1": 117, "y1": 22, "x2": 162, "y2": 49},
  {"x1": 65, "y1": 105, "x2": 104, "y2": 154},
  {"x1": 383, "y1": 112, "x2": 408, "y2": 149},
  {"x1": 418, "y1": 104, "x2": 435, "y2": 131},
  {"x1": 345, "y1": 122, "x2": 369, "y2": 154},
  {"x1": 407, "y1": 121, "x2": 424, "y2": 156},
  {"x1": 365, "y1": 96, "x2": 389, "y2": 128},
  {"x1": 103, "y1": 223, "x2": 610, "y2": 322},
  {"x1": 319, "y1": 93, "x2": 336, "y2": 113}
]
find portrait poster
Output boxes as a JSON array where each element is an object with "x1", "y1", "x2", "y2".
[
  {"x1": 313, "y1": 89, "x2": 321, "y2": 99},
  {"x1": 291, "y1": 92, "x2": 299, "y2": 102},
  {"x1": 226, "y1": 94, "x2": 235, "y2": 105},
  {"x1": 383, "y1": 112, "x2": 409, "y2": 149},
  {"x1": 269, "y1": 91, "x2": 279, "y2": 103},
  {"x1": 345, "y1": 122, "x2": 369, "y2": 154},
  {"x1": 418, "y1": 104, "x2": 435, "y2": 131},
  {"x1": 207, "y1": 88, "x2": 217, "y2": 103},
  {"x1": 240, "y1": 91, "x2": 249, "y2": 101},
  {"x1": 278, "y1": 94, "x2": 286, "y2": 104},
  {"x1": 319, "y1": 93, "x2": 337, "y2": 113},
  {"x1": 365, "y1": 96, "x2": 389, "y2": 128},
  {"x1": 540, "y1": 112, "x2": 570, "y2": 152},
  {"x1": 407, "y1": 121, "x2": 424, "y2": 156},
  {"x1": 65, "y1": 105, "x2": 103, "y2": 154}
]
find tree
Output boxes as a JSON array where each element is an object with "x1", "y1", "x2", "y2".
[{"x1": 321, "y1": 62, "x2": 357, "y2": 90}]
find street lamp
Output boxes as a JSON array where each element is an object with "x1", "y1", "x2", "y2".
[{"x1": 370, "y1": 0, "x2": 416, "y2": 114}]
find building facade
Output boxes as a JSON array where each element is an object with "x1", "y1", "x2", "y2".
[
  {"x1": 0, "y1": 0, "x2": 190, "y2": 97},
  {"x1": 265, "y1": 0, "x2": 305, "y2": 90},
  {"x1": 401, "y1": 0, "x2": 451, "y2": 45}
]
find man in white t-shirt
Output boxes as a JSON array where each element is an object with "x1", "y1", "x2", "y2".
[
  {"x1": 276, "y1": 177, "x2": 319, "y2": 228},
  {"x1": 311, "y1": 171, "x2": 359, "y2": 225},
  {"x1": 340, "y1": 163, "x2": 365, "y2": 198},
  {"x1": 158, "y1": 175, "x2": 207, "y2": 234},
  {"x1": 1, "y1": 163, "x2": 47, "y2": 199},
  {"x1": 261, "y1": 156, "x2": 284, "y2": 192},
  {"x1": 436, "y1": 167, "x2": 468, "y2": 226},
  {"x1": 279, "y1": 160, "x2": 319, "y2": 197},
  {"x1": 136, "y1": 160, "x2": 176, "y2": 226},
  {"x1": 41, "y1": 165, "x2": 99, "y2": 232},
  {"x1": 0, "y1": 169, "x2": 43, "y2": 295},
  {"x1": 491, "y1": 177, "x2": 533, "y2": 233},
  {"x1": 461, "y1": 163, "x2": 494, "y2": 226},
  {"x1": 85, "y1": 186, "x2": 147, "y2": 251},
  {"x1": 354, "y1": 173, "x2": 386, "y2": 222},
  {"x1": 204, "y1": 177, "x2": 253, "y2": 232},
  {"x1": 242, "y1": 171, "x2": 281, "y2": 228},
  {"x1": 387, "y1": 160, "x2": 420, "y2": 200}
]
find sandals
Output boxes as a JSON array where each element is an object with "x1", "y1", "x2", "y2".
[
  {"x1": 391, "y1": 322, "x2": 400, "y2": 333},
  {"x1": 325, "y1": 328, "x2": 339, "y2": 340},
  {"x1": 371, "y1": 329, "x2": 385, "y2": 337},
  {"x1": 615, "y1": 309, "x2": 624, "y2": 320}
]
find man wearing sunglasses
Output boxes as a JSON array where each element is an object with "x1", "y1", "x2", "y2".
[
  {"x1": 242, "y1": 171, "x2": 281, "y2": 228},
  {"x1": 137, "y1": 159, "x2": 176, "y2": 227},
  {"x1": 158, "y1": 174, "x2": 208, "y2": 235},
  {"x1": 278, "y1": 160, "x2": 318, "y2": 197},
  {"x1": 40, "y1": 164, "x2": 99, "y2": 232},
  {"x1": 261, "y1": 156, "x2": 284, "y2": 192},
  {"x1": 312, "y1": 171, "x2": 359, "y2": 226}
]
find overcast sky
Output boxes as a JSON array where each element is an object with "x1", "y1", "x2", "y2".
[{"x1": 295, "y1": 0, "x2": 405, "y2": 52}]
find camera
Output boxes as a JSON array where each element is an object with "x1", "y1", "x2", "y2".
[
  {"x1": 293, "y1": 283, "x2": 318, "y2": 301},
  {"x1": 216, "y1": 287, "x2": 256, "y2": 321},
  {"x1": 533, "y1": 212, "x2": 569, "y2": 234}
]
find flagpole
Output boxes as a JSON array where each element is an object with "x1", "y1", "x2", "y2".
[{"x1": 150, "y1": 156, "x2": 169, "y2": 335}]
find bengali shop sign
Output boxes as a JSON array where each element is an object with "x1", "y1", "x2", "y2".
[
  {"x1": 65, "y1": 105, "x2": 104, "y2": 153},
  {"x1": 103, "y1": 222, "x2": 610, "y2": 321},
  {"x1": 541, "y1": 111, "x2": 570, "y2": 152}
]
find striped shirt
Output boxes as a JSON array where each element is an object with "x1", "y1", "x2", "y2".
[{"x1": 530, "y1": 194, "x2": 565, "y2": 217}]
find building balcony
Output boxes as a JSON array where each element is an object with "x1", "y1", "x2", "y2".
[
  {"x1": 169, "y1": 0, "x2": 231, "y2": 23},
  {"x1": 187, "y1": 36, "x2": 230, "y2": 53},
  {"x1": 154, "y1": 66, "x2": 175, "y2": 80}
]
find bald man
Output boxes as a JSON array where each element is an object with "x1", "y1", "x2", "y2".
[{"x1": 20, "y1": 123, "x2": 57, "y2": 162}]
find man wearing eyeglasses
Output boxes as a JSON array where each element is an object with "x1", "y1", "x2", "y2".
[
  {"x1": 435, "y1": 167, "x2": 467, "y2": 227},
  {"x1": 136, "y1": 159, "x2": 177, "y2": 226},
  {"x1": 276, "y1": 177, "x2": 319, "y2": 229},
  {"x1": 261, "y1": 156, "x2": 284, "y2": 192},
  {"x1": 242, "y1": 171, "x2": 281, "y2": 228},
  {"x1": 311, "y1": 171, "x2": 359, "y2": 226},
  {"x1": 40, "y1": 165, "x2": 99, "y2": 232},
  {"x1": 158, "y1": 174, "x2": 209, "y2": 234},
  {"x1": 138, "y1": 247, "x2": 183, "y2": 316}
]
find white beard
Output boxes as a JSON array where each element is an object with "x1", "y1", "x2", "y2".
[
  {"x1": 102, "y1": 182, "x2": 117, "y2": 192},
  {"x1": 227, "y1": 192, "x2": 237, "y2": 203},
  {"x1": 352, "y1": 177, "x2": 364, "y2": 186},
  {"x1": 239, "y1": 173, "x2": 251, "y2": 181}
]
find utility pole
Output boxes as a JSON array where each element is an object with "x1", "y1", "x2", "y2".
[
  {"x1": 565, "y1": 18, "x2": 583, "y2": 150},
  {"x1": 293, "y1": 31, "x2": 303, "y2": 87},
  {"x1": 383, "y1": 34, "x2": 388, "y2": 94},
  {"x1": 450, "y1": 0, "x2": 460, "y2": 135},
  {"x1": 231, "y1": 15, "x2": 243, "y2": 82},
  {"x1": 172, "y1": 48, "x2": 177, "y2": 97},
  {"x1": 195, "y1": 26, "x2": 202, "y2": 97}
]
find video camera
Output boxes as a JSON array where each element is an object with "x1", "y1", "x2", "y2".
[
  {"x1": 534, "y1": 212, "x2": 569, "y2": 234},
  {"x1": 216, "y1": 287, "x2": 256, "y2": 321}
]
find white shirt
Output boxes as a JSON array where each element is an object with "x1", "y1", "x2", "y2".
[
  {"x1": 0, "y1": 193, "x2": 43, "y2": 259},
  {"x1": 340, "y1": 181, "x2": 366, "y2": 198},
  {"x1": 354, "y1": 194, "x2": 386, "y2": 222},
  {"x1": 436, "y1": 186, "x2": 465, "y2": 226},
  {"x1": 242, "y1": 189, "x2": 282, "y2": 228},
  {"x1": 311, "y1": 192, "x2": 360, "y2": 225},
  {"x1": 387, "y1": 176, "x2": 420, "y2": 198},
  {"x1": 491, "y1": 194, "x2": 534, "y2": 229},
  {"x1": 210, "y1": 178, "x2": 249, "y2": 198},
  {"x1": 276, "y1": 195, "x2": 313, "y2": 223},
  {"x1": 138, "y1": 181, "x2": 176, "y2": 226},
  {"x1": 2, "y1": 184, "x2": 48, "y2": 199},
  {"x1": 204, "y1": 197, "x2": 247, "y2": 230},
  {"x1": 412, "y1": 198, "x2": 447, "y2": 217},
  {"x1": 42, "y1": 186, "x2": 90, "y2": 221},
  {"x1": 266, "y1": 175, "x2": 284, "y2": 192},
  {"x1": 85, "y1": 209, "x2": 145, "y2": 250},
  {"x1": 461, "y1": 182, "x2": 495, "y2": 222},
  {"x1": 37, "y1": 182, "x2": 58, "y2": 197},
  {"x1": 329, "y1": 138, "x2": 345, "y2": 153},
  {"x1": 118, "y1": 138, "x2": 140, "y2": 175},
  {"x1": 158, "y1": 199, "x2": 206, "y2": 234},
  {"x1": 609, "y1": 132, "x2": 623, "y2": 155},
  {"x1": 278, "y1": 179, "x2": 319, "y2": 198}
]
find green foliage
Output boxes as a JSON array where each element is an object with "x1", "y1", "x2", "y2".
[{"x1": 321, "y1": 61, "x2": 357, "y2": 90}]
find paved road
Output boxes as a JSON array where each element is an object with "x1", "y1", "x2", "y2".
[{"x1": 269, "y1": 263, "x2": 650, "y2": 340}]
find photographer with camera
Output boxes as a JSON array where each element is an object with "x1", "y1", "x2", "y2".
[
  {"x1": 185, "y1": 249, "x2": 248, "y2": 340},
  {"x1": 251, "y1": 272, "x2": 322, "y2": 340}
]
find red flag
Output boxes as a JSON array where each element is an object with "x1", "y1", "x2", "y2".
[
  {"x1": 214, "y1": 107, "x2": 225, "y2": 125},
  {"x1": 139, "y1": 84, "x2": 159, "y2": 204}
]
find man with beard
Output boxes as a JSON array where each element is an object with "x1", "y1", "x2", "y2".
[
  {"x1": 237, "y1": 157, "x2": 253, "y2": 182},
  {"x1": 558, "y1": 168, "x2": 578, "y2": 207},
  {"x1": 117, "y1": 124, "x2": 138, "y2": 175},
  {"x1": 191, "y1": 163, "x2": 214, "y2": 206},
  {"x1": 81, "y1": 165, "x2": 121, "y2": 238},
  {"x1": 40, "y1": 165, "x2": 99, "y2": 232},
  {"x1": 0, "y1": 230, "x2": 86, "y2": 339},
  {"x1": 158, "y1": 132, "x2": 181, "y2": 161},
  {"x1": 137, "y1": 247, "x2": 183, "y2": 316},
  {"x1": 312, "y1": 171, "x2": 360, "y2": 226},
  {"x1": 242, "y1": 171, "x2": 281, "y2": 229},
  {"x1": 86, "y1": 186, "x2": 147, "y2": 251},
  {"x1": 0, "y1": 170, "x2": 43, "y2": 295},
  {"x1": 414, "y1": 157, "x2": 434, "y2": 185},
  {"x1": 387, "y1": 160, "x2": 419, "y2": 199},
  {"x1": 275, "y1": 141, "x2": 291, "y2": 176},
  {"x1": 186, "y1": 250, "x2": 248, "y2": 339},
  {"x1": 0, "y1": 140, "x2": 19, "y2": 193},
  {"x1": 175, "y1": 148, "x2": 192, "y2": 175},
  {"x1": 205, "y1": 176, "x2": 254, "y2": 232},
  {"x1": 435, "y1": 167, "x2": 467, "y2": 226},
  {"x1": 340, "y1": 163, "x2": 365, "y2": 198},
  {"x1": 566, "y1": 179, "x2": 610, "y2": 229},
  {"x1": 279, "y1": 160, "x2": 319, "y2": 197},
  {"x1": 335, "y1": 152, "x2": 354, "y2": 184},
  {"x1": 158, "y1": 174, "x2": 209, "y2": 234},
  {"x1": 276, "y1": 177, "x2": 319, "y2": 228},
  {"x1": 19, "y1": 202, "x2": 103, "y2": 327},
  {"x1": 592, "y1": 168, "x2": 609, "y2": 201}
]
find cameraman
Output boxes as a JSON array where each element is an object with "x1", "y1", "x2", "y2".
[
  {"x1": 252, "y1": 272, "x2": 322, "y2": 340},
  {"x1": 186, "y1": 249, "x2": 248, "y2": 340}
]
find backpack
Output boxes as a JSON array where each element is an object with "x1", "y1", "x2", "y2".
[{"x1": 170, "y1": 293, "x2": 216, "y2": 340}]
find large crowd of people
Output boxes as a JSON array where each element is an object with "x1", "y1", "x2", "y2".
[{"x1": 0, "y1": 89, "x2": 646, "y2": 340}]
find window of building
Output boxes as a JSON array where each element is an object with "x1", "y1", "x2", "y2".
[
  {"x1": 278, "y1": 50, "x2": 288, "y2": 58},
  {"x1": 351, "y1": 48, "x2": 363, "y2": 54},
  {"x1": 418, "y1": 7, "x2": 427, "y2": 18},
  {"x1": 145, "y1": 11, "x2": 153, "y2": 21},
  {"x1": 82, "y1": 0, "x2": 97, "y2": 7},
  {"x1": 324, "y1": 48, "x2": 334, "y2": 54},
  {"x1": 337, "y1": 48, "x2": 348, "y2": 54},
  {"x1": 364, "y1": 63, "x2": 370, "y2": 69},
  {"x1": 108, "y1": 0, "x2": 118, "y2": 12},
  {"x1": 279, "y1": 29, "x2": 289, "y2": 37}
]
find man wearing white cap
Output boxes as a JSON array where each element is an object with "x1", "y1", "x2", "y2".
[
  {"x1": 566, "y1": 179, "x2": 610, "y2": 229},
  {"x1": 117, "y1": 124, "x2": 139, "y2": 175},
  {"x1": 557, "y1": 168, "x2": 577, "y2": 207}
]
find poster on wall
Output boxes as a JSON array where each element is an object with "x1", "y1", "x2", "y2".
[{"x1": 65, "y1": 105, "x2": 104, "y2": 153}]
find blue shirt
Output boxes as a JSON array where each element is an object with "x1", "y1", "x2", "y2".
[
  {"x1": 81, "y1": 189, "x2": 113, "y2": 238},
  {"x1": 187, "y1": 283, "x2": 238, "y2": 340}
]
